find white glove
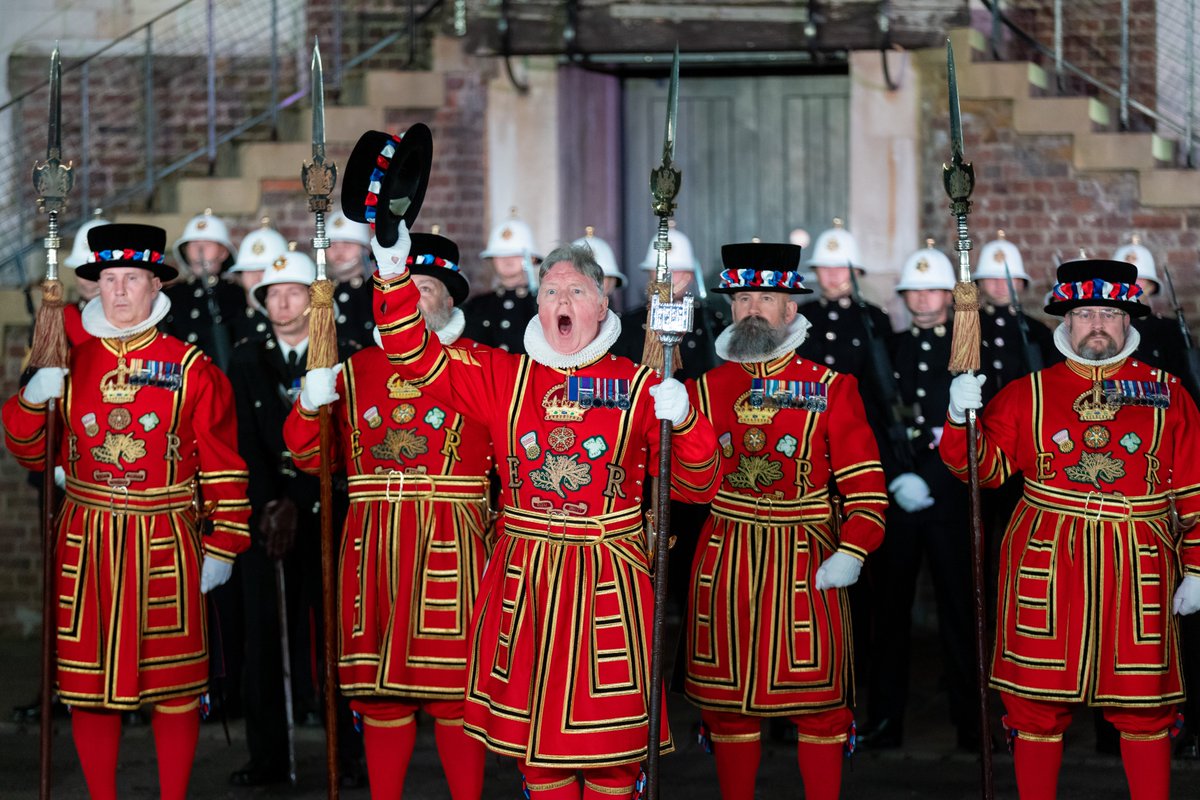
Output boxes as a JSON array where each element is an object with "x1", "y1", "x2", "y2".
[
  {"x1": 649, "y1": 378, "x2": 690, "y2": 427},
  {"x1": 23, "y1": 367, "x2": 66, "y2": 404},
  {"x1": 1174, "y1": 575, "x2": 1200, "y2": 616},
  {"x1": 200, "y1": 556, "x2": 233, "y2": 594},
  {"x1": 53, "y1": 466, "x2": 66, "y2": 490},
  {"x1": 299, "y1": 364, "x2": 342, "y2": 412},
  {"x1": 948, "y1": 373, "x2": 987, "y2": 423},
  {"x1": 371, "y1": 221, "x2": 412, "y2": 278},
  {"x1": 815, "y1": 552, "x2": 863, "y2": 590},
  {"x1": 888, "y1": 472, "x2": 935, "y2": 513}
]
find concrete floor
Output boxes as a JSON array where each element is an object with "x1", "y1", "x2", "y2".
[{"x1": 2, "y1": 634, "x2": 1197, "y2": 798}]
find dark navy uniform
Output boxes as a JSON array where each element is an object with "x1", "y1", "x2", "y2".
[
  {"x1": 612, "y1": 298, "x2": 728, "y2": 382},
  {"x1": 160, "y1": 276, "x2": 245, "y2": 371},
  {"x1": 977, "y1": 303, "x2": 1060, "y2": 401},
  {"x1": 334, "y1": 276, "x2": 375, "y2": 339},
  {"x1": 797, "y1": 296, "x2": 891, "y2": 373},
  {"x1": 227, "y1": 332, "x2": 362, "y2": 783},
  {"x1": 861, "y1": 323, "x2": 977, "y2": 748},
  {"x1": 231, "y1": 303, "x2": 271, "y2": 345},
  {"x1": 461, "y1": 287, "x2": 537, "y2": 354}
]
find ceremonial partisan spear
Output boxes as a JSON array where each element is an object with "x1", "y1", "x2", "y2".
[
  {"x1": 29, "y1": 46, "x2": 73, "y2": 800},
  {"x1": 943, "y1": 39, "x2": 994, "y2": 800},
  {"x1": 300, "y1": 38, "x2": 342, "y2": 800},
  {"x1": 644, "y1": 47, "x2": 691, "y2": 800}
]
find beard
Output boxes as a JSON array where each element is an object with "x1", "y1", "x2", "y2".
[
  {"x1": 725, "y1": 315, "x2": 788, "y2": 360},
  {"x1": 1076, "y1": 331, "x2": 1120, "y2": 360},
  {"x1": 419, "y1": 303, "x2": 452, "y2": 333}
]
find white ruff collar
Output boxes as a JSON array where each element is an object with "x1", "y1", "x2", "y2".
[
  {"x1": 523, "y1": 312, "x2": 622, "y2": 370},
  {"x1": 715, "y1": 314, "x2": 811, "y2": 363},
  {"x1": 372, "y1": 306, "x2": 466, "y2": 348},
  {"x1": 81, "y1": 293, "x2": 172, "y2": 340},
  {"x1": 1053, "y1": 322, "x2": 1141, "y2": 367}
]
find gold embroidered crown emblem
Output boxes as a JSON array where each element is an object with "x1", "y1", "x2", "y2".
[
  {"x1": 1072, "y1": 385, "x2": 1118, "y2": 422},
  {"x1": 100, "y1": 362, "x2": 139, "y2": 404},
  {"x1": 541, "y1": 384, "x2": 585, "y2": 423},
  {"x1": 734, "y1": 390, "x2": 779, "y2": 426},
  {"x1": 386, "y1": 373, "x2": 422, "y2": 400}
]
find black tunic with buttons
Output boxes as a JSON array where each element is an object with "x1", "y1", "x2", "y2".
[
  {"x1": 334, "y1": 277, "x2": 376, "y2": 340},
  {"x1": 1132, "y1": 313, "x2": 1200, "y2": 403},
  {"x1": 976, "y1": 304, "x2": 1060, "y2": 402},
  {"x1": 231, "y1": 304, "x2": 272, "y2": 346},
  {"x1": 160, "y1": 277, "x2": 247, "y2": 372},
  {"x1": 797, "y1": 295, "x2": 898, "y2": 473},
  {"x1": 611, "y1": 299, "x2": 728, "y2": 381},
  {"x1": 461, "y1": 288, "x2": 538, "y2": 354}
]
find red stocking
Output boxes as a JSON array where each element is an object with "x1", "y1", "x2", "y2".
[
  {"x1": 711, "y1": 737, "x2": 761, "y2": 800},
  {"x1": 434, "y1": 721, "x2": 485, "y2": 800},
  {"x1": 71, "y1": 708, "x2": 122, "y2": 800},
  {"x1": 362, "y1": 716, "x2": 418, "y2": 799},
  {"x1": 1119, "y1": 734, "x2": 1171, "y2": 800},
  {"x1": 796, "y1": 741, "x2": 843, "y2": 800},
  {"x1": 151, "y1": 699, "x2": 200, "y2": 800},
  {"x1": 1013, "y1": 735, "x2": 1063, "y2": 800}
]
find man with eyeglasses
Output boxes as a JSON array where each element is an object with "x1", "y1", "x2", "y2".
[{"x1": 942, "y1": 257, "x2": 1200, "y2": 799}]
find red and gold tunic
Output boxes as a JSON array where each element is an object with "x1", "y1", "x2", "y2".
[
  {"x1": 374, "y1": 271, "x2": 721, "y2": 768},
  {"x1": 684, "y1": 355, "x2": 887, "y2": 715},
  {"x1": 283, "y1": 344, "x2": 493, "y2": 700},
  {"x1": 2, "y1": 328, "x2": 250, "y2": 709},
  {"x1": 940, "y1": 357, "x2": 1200, "y2": 706}
]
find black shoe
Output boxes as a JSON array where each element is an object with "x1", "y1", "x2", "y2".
[
  {"x1": 1174, "y1": 733, "x2": 1199, "y2": 759},
  {"x1": 229, "y1": 761, "x2": 289, "y2": 787},
  {"x1": 340, "y1": 758, "x2": 368, "y2": 789},
  {"x1": 857, "y1": 718, "x2": 903, "y2": 750}
]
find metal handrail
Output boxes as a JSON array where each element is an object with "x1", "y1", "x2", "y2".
[
  {"x1": 0, "y1": 0, "x2": 447, "y2": 286},
  {"x1": 977, "y1": 0, "x2": 1198, "y2": 166}
]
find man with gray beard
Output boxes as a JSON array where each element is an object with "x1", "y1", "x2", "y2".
[{"x1": 683, "y1": 242, "x2": 887, "y2": 800}]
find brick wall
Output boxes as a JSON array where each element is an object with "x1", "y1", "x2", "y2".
[
  {"x1": 917, "y1": 58, "x2": 1200, "y2": 327},
  {"x1": 0, "y1": 323, "x2": 42, "y2": 637},
  {"x1": 1004, "y1": 0, "x2": 1159, "y2": 126}
]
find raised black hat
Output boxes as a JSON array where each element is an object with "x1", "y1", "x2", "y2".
[
  {"x1": 341, "y1": 124, "x2": 433, "y2": 248},
  {"x1": 78, "y1": 223, "x2": 178, "y2": 282}
]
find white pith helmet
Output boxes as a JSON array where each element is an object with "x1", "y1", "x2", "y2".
[
  {"x1": 974, "y1": 230, "x2": 1030, "y2": 282},
  {"x1": 638, "y1": 222, "x2": 699, "y2": 273},
  {"x1": 1113, "y1": 234, "x2": 1159, "y2": 292},
  {"x1": 480, "y1": 209, "x2": 542, "y2": 261},
  {"x1": 64, "y1": 209, "x2": 112, "y2": 270},
  {"x1": 232, "y1": 218, "x2": 289, "y2": 274},
  {"x1": 804, "y1": 218, "x2": 865, "y2": 271},
  {"x1": 172, "y1": 208, "x2": 236, "y2": 272},
  {"x1": 328, "y1": 209, "x2": 371, "y2": 247},
  {"x1": 896, "y1": 239, "x2": 956, "y2": 291},
  {"x1": 573, "y1": 227, "x2": 625, "y2": 286},
  {"x1": 252, "y1": 242, "x2": 315, "y2": 306}
]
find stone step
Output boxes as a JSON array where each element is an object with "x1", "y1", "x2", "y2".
[
  {"x1": 1138, "y1": 167, "x2": 1200, "y2": 207},
  {"x1": 1074, "y1": 132, "x2": 1173, "y2": 171},
  {"x1": 278, "y1": 104, "x2": 388, "y2": 145},
  {"x1": 341, "y1": 70, "x2": 445, "y2": 109},
  {"x1": 958, "y1": 61, "x2": 1047, "y2": 100},
  {"x1": 1013, "y1": 95, "x2": 1107, "y2": 135}
]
